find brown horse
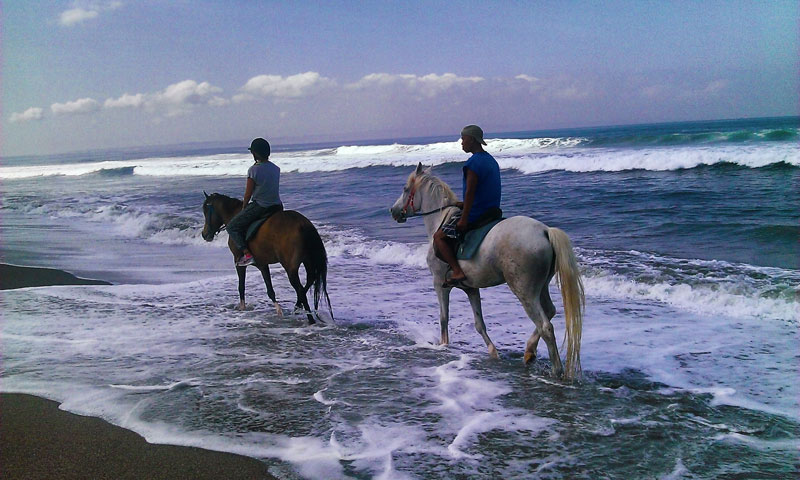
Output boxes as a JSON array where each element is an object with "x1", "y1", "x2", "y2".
[{"x1": 201, "y1": 192, "x2": 332, "y2": 324}]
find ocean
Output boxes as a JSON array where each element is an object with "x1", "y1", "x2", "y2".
[{"x1": 1, "y1": 117, "x2": 798, "y2": 479}]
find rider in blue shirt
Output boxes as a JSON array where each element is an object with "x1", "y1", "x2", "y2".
[{"x1": 434, "y1": 125, "x2": 501, "y2": 287}]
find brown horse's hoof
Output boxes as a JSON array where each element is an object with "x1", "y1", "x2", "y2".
[{"x1": 488, "y1": 344, "x2": 499, "y2": 359}]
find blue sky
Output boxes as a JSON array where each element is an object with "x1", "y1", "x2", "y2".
[{"x1": 3, "y1": 1, "x2": 798, "y2": 156}]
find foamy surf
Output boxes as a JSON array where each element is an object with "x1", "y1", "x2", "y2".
[{"x1": 2, "y1": 135, "x2": 797, "y2": 179}]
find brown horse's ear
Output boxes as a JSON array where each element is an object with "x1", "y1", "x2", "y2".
[
  {"x1": 204, "y1": 191, "x2": 209, "y2": 199},
  {"x1": 415, "y1": 162, "x2": 424, "y2": 174}
]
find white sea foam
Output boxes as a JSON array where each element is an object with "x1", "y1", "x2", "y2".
[
  {"x1": 713, "y1": 432, "x2": 800, "y2": 452},
  {"x1": 585, "y1": 272, "x2": 797, "y2": 322},
  {"x1": 109, "y1": 380, "x2": 199, "y2": 392},
  {"x1": 660, "y1": 458, "x2": 690, "y2": 480},
  {"x1": 415, "y1": 354, "x2": 557, "y2": 460},
  {"x1": 2, "y1": 138, "x2": 796, "y2": 179},
  {"x1": 11, "y1": 185, "x2": 799, "y2": 324},
  {"x1": 500, "y1": 143, "x2": 799, "y2": 173}
]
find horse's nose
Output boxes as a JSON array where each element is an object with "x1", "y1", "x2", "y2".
[{"x1": 390, "y1": 207, "x2": 407, "y2": 223}]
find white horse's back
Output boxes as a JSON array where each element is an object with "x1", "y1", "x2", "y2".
[{"x1": 461, "y1": 216, "x2": 554, "y2": 289}]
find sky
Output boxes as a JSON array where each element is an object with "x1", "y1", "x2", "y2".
[{"x1": 3, "y1": 0, "x2": 798, "y2": 156}]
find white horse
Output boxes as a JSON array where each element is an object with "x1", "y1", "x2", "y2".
[{"x1": 390, "y1": 163, "x2": 585, "y2": 379}]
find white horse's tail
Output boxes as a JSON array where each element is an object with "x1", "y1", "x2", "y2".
[{"x1": 548, "y1": 227, "x2": 585, "y2": 380}]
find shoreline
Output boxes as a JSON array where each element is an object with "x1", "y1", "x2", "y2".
[
  {"x1": 0, "y1": 263, "x2": 112, "y2": 290},
  {"x1": 0, "y1": 393, "x2": 277, "y2": 480}
]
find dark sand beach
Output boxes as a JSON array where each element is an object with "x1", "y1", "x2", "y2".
[
  {"x1": 0, "y1": 393, "x2": 276, "y2": 480},
  {"x1": 0, "y1": 263, "x2": 112, "y2": 290}
]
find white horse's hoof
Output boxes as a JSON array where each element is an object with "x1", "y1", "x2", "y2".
[
  {"x1": 488, "y1": 345, "x2": 499, "y2": 359},
  {"x1": 523, "y1": 352, "x2": 535, "y2": 364},
  {"x1": 274, "y1": 303, "x2": 283, "y2": 317}
]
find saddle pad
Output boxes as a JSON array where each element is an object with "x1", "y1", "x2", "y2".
[
  {"x1": 245, "y1": 217, "x2": 269, "y2": 241},
  {"x1": 457, "y1": 218, "x2": 504, "y2": 260}
]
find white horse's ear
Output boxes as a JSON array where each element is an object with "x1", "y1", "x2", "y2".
[{"x1": 415, "y1": 162, "x2": 424, "y2": 174}]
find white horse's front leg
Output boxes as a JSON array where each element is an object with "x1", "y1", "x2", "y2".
[
  {"x1": 435, "y1": 283, "x2": 451, "y2": 345},
  {"x1": 466, "y1": 288, "x2": 498, "y2": 359}
]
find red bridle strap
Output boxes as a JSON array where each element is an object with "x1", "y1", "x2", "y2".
[{"x1": 402, "y1": 184, "x2": 417, "y2": 215}]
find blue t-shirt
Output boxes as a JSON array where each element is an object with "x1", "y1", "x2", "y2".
[
  {"x1": 247, "y1": 161, "x2": 282, "y2": 208},
  {"x1": 462, "y1": 151, "x2": 501, "y2": 223}
]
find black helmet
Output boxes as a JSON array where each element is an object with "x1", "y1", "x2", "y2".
[{"x1": 248, "y1": 138, "x2": 270, "y2": 157}]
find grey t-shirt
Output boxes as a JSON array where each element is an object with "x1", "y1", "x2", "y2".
[{"x1": 247, "y1": 161, "x2": 282, "y2": 208}]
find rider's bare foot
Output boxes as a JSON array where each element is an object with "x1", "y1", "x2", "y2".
[{"x1": 442, "y1": 273, "x2": 467, "y2": 288}]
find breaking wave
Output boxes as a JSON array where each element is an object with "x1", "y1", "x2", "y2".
[{"x1": 1, "y1": 138, "x2": 796, "y2": 179}]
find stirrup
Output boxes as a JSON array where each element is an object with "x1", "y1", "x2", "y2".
[{"x1": 236, "y1": 254, "x2": 254, "y2": 266}]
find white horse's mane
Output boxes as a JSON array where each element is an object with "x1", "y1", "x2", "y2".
[{"x1": 408, "y1": 169, "x2": 459, "y2": 206}]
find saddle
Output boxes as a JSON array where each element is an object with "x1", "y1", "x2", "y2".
[
  {"x1": 435, "y1": 207, "x2": 504, "y2": 261},
  {"x1": 244, "y1": 205, "x2": 283, "y2": 241},
  {"x1": 457, "y1": 217, "x2": 505, "y2": 260}
]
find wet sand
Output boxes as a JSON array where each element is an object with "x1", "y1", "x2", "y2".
[
  {"x1": 0, "y1": 263, "x2": 112, "y2": 290},
  {"x1": 0, "y1": 393, "x2": 277, "y2": 480}
]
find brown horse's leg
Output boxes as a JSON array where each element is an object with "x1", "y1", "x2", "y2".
[
  {"x1": 287, "y1": 266, "x2": 315, "y2": 325},
  {"x1": 236, "y1": 265, "x2": 247, "y2": 311},
  {"x1": 258, "y1": 265, "x2": 283, "y2": 317}
]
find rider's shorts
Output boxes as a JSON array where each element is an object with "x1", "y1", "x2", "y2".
[{"x1": 439, "y1": 210, "x2": 462, "y2": 239}]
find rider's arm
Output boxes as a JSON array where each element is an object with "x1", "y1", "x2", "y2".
[
  {"x1": 242, "y1": 178, "x2": 256, "y2": 206},
  {"x1": 458, "y1": 169, "x2": 478, "y2": 230}
]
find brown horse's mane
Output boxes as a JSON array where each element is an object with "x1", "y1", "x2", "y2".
[{"x1": 209, "y1": 193, "x2": 243, "y2": 211}]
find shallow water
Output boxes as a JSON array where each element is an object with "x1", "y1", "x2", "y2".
[{"x1": 2, "y1": 118, "x2": 798, "y2": 478}]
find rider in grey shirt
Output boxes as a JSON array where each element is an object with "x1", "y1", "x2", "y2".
[{"x1": 227, "y1": 138, "x2": 283, "y2": 266}]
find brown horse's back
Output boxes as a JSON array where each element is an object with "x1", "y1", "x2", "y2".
[
  {"x1": 248, "y1": 209, "x2": 332, "y2": 318},
  {"x1": 249, "y1": 210, "x2": 313, "y2": 265}
]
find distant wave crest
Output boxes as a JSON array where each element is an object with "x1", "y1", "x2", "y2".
[{"x1": 2, "y1": 135, "x2": 797, "y2": 179}]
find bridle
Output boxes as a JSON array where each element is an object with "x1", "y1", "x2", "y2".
[
  {"x1": 203, "y1": 199, "x2": 227, "y2": 238},
  {"x1": 399, "y1": 182, "x2": 455, "y2": 220}
]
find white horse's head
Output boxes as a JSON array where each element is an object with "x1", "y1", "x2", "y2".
[
  {"x1": 390, "y1": 163, "x2": 426, "y2": 223},
  {"x1": 390, "y1": 163, "x2": 457, "y2": 223}
]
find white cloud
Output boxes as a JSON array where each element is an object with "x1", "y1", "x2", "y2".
[
  {"x1": 703, "y1": 80, "x2": 728, "y2": 95},
  {"x1": 671, "y1": 79, "x2": 730, "y2": 102},
  {"x1": 60, "y1": 8, "x2": 99, "y2": 26},
  {"x1": 639, "y1": 84, "x2": 669, "y2": 99},
  {"x1": 59, "y1": 2, "x2": 123, "y2": 27},
  {"x1": 10, "y1": 107, "x2": 45, "y2": 123},
  {"x1": 150, "y1": 80, "x2": 224, "y2": 116},
  {"x1": 155, "y1": 80, "x2": 222, "y2": 105},
  {"x1": 348, "y1": 73, "x2": 484, "y2": 97},
  {"x1": 515, "y1": 74, "x2": 541, "y2": 83},
  {"x1": 104, "y1": 93, "x2": 145, "y2": 109},
  {"x1": 51, "y1": 98, "x2": 101, "y2": 116},
  {"x1": 208, "y1": 96, "x2": 230, "y2": 107},
  {"x1": 552, "y1": 84, "x2": 591, "y2": 100},
  {"x1": 103, "y1": 81, "x2": 226, "y2": 115},
  {"x1": 236, "y1": 72, "x2": 334, "y2": 101}
]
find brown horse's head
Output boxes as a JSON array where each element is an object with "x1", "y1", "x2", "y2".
[{"x1": 201, "y1": 192, "x2": 226, "y2": 242}]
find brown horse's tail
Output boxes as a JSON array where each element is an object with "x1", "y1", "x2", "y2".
[{"x1": 302, "y1": 223, "x2": 334, "y2": 321}]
